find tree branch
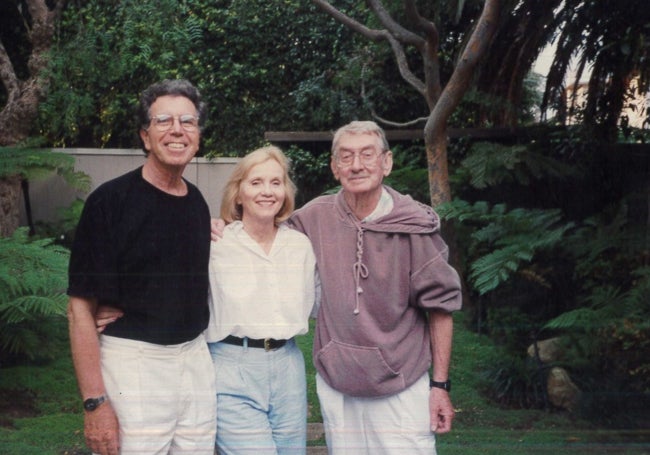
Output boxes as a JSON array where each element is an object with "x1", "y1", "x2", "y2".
[
  {"x1": 372, "y1": 110, "x2": 429, "y2": 128},
  {"x1": 403, "y1": 0, "x2": 442, "y2": 108},
  {"x1": 312, "y1": 0, "x2": 426, "y2": 96},
  {"x1": 360, "y1": 63, "x2": 427, "y2": 127},
  {"x1": 403, "y1": 0, "x2": 439, "y2": 46},
  {"x1": 367, "y1": 0, "x2": 424, "y2": 48},
  {"x1": 425, "y1": 0, "x2": 500, "y2": 140},
  {"x1": 312, "y1": 0, "x2": 385, "y2": 41}
]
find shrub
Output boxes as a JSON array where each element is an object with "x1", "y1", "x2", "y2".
[{"x1": 0, "y1": 228, "x2": 69, "y2": 365}]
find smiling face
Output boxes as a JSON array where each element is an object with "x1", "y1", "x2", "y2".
[
  {"x1": 139, "y1": 95, "x2": 200, "y2": 169},
  {"x1": 238, "y1": 158, "x2": 287, "y2": 226}
]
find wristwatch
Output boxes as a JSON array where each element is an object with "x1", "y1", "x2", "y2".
[
  {"x1": 429, "y1": 379, "x2": 452, "y2": 392},
  {"x1": 83, "y1": 395, "x2": 107, "y2": 412}
]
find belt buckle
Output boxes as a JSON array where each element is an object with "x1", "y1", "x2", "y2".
[{"x1": 264, "y1": 338, "x2": 272, "y2": 351}]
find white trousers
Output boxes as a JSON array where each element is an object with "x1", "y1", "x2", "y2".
[
  {"x1": 99, "y1": 334, "x2": 217, "y2": 454},
  {"x1": 316, "y1": 372, "x2": 436, "y2": 455}
]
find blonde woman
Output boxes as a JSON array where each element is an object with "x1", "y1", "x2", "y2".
[{"x1": 205, "y1": 146, "x2": 318, "y2": 454}]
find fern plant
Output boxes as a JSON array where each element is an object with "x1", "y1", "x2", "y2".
[
  {"x1": 456, "y1": 141, "x2": 577, "y2": 190},
  {"x1": 543, "y1": 267, "x2": 650, "y2": 426},
  {"x1": 543, "y1": 201, "x2": 650, "y2": 391},
  {"x1": 438, "y1": 200, "x2": 575, "y2": 295},
  {"x1": 0, "y1": 144, "x2": 91, "y2": 189},
  {"x1": 0, "y1": 228, "x2": 70, "y2": 364}
]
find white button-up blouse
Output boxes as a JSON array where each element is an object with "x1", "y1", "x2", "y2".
[{"x1": 205, "y1": 221, "x2": 319, "y2": 342}]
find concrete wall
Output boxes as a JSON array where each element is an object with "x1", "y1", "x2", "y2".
[{"x1": 19, "y1": 149, "x2": 240, "y2": 226}]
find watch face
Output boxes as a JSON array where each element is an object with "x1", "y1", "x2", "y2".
[
  {"x1": 84, "y1": 399, "x2": 98, "y2": 411},
  {"x1": 83, "y1": 396, "x2": 105, "y2": 411}
]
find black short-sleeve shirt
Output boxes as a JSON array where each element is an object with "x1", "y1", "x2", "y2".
[{"x1": 67, "y1": 167, "x2": 211, "y2": 345}]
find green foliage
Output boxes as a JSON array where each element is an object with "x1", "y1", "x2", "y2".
[
  {"x1": 456, "y1": 141, "x2": 577, "y2": 190},
  {"x1": 442, "y1": 134, "x2": 649, "y2": 419},
  {"x1": 452, "y1": 71, "x2": 545, "y2": 128},
  {"x1": 33, "y1": 199, "x2": 85, "y2": 248},
  {"x1": 438, "y1": 200, "x2": 574, "y2": 294},
  {"x1": 41, "y1": 0, "x2": 206, "y2": 148},
  {"x1": 41, "y1": 0, "x2": 365, "y2": 154},
  {"x1": 383, "y1": 143, "x2": 429, "y2": 203},
  {"x1": 0, "y1": 228, "x2": 69, "y2": 363},
  {"x1": 542, "y1": 0, "x2": 650, "y2": 141},
  {"x1": 284, "y1": 145, "x2": 335, "y2": 207},
  {"x1": 566, "y1": 201, "x2": 646, "y2": 284},
  {"x1": 0, "y1": 146, "x2": 90, "y2": 192},
  {"x1": 541, "y1": 201, "x2": 650, "y2": 413},
  {"x1": 480, "y1": 352, "x2": 548, "y2": 410}
]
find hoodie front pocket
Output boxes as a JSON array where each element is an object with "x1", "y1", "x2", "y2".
[{"x1": 316, "y1": 340, "x2": 405, "y2": 397}]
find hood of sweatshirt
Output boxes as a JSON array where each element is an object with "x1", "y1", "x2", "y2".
[
  {"x1": 334, "y1": 185, "x2": 440, "y2": 234},
  {"x1": 332, "y1": 185, "x2": 442, "y2": 316}
]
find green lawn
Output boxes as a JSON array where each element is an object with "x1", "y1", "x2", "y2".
[{"x1": 1, "y1": 313, "x2": 648, "y2": 454}]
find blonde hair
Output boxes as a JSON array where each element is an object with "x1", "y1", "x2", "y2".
[{"x1": 220, "y1": 145, "x2": 296, "y2": 225}]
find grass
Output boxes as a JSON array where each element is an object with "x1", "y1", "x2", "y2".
[
  {"x1": 1, "y1": 313, "x2": 648, "y2": 455},
  {"x1": 438, "y1": 313, "x2": 650, "y2": 454}
]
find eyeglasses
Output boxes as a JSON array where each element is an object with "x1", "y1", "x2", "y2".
[
  {"x1": 149, "y1": 114, "x2": 200, "y2": 132},
  {"x1": 335, "y1": 149, "x2": 385, "y2": 167}
]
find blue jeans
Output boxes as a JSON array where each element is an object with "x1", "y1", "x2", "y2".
[{"x1": 208, "y1": 338, "x2": 307, "y2": 455}]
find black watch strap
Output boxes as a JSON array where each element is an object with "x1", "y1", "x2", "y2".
[{"x1": 429, "y1": 379, "x2": 451, "y2": 392}]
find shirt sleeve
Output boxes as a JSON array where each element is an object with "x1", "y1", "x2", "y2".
[
  {"x1": 67, "y1": 192, "x2": 120, "y2": 304},
  {"x1": 410, "y1": 233, "x2": 462, "y2": 312}
]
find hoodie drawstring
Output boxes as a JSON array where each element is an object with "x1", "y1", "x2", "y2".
[{"x1": 352, "y1": 225, "x2": 368, "y2": 315}]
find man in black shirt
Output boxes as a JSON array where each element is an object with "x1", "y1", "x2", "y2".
[{"x1": 67, "y1": 79, "x2": 215, "y2": 455}]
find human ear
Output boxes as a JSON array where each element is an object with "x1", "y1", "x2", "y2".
[
  {"x1": 381, "y1": 150, "x2": 393, "y2": 176},
  {"x1": 139, "y1": 129, "x2": 152, "y2": 152},
  {"x1": 330, "y1": 158, "x2": 341, "y2": 181}
]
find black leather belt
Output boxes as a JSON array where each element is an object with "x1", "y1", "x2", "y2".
[{"x1": 222, "y1": 335, "x2": 288, "y2": 351}]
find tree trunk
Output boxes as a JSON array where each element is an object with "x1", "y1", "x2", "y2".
[
  {"x1": 0, "y1": 0, "x2": 65, "y2": 237},
  {"x1": 425, "y1": 123, "x2": 452, "y2": 207},
  {"x1": 0, "y1": 176, "x2": 22, "y2": 237},
  {"x1": 424, "y1": 0, "x2": 499, "y2": 206}
]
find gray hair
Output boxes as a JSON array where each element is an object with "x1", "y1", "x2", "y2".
[
  {"x1": 331, "y1": 121, "x2": 390, "y2": 156},
  {"x1": 137, "y1": 79, "x2": 207, "y2": 131}
]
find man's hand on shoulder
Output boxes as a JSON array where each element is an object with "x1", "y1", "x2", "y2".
[{"x1": 211, "y1": 218, "x2": 226, "y2": 241}]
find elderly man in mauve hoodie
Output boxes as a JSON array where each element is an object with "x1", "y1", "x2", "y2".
[{"x1": 289, "y1": 120, "x2": 462, "y2": 455}]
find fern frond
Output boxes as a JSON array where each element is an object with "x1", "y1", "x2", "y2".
[
  {"x1": 438, "y1": 199, "x2": 495, "y2": 220},
  {"x1": 470, "y1": 245, "x2": 535, "y2": 294},
  {"x1": 518, "y1": 268, "x2": 552, "y2": 288},
  {"x1": 0, "y1": 228, "x2": 70, "y2": 359},
  {"x1": 543, "y1": 307, "x2": 602, "y2": 331},
  {"x1": 0, "y1": 146, "x2": 90, "y2": 191},
  {"x1": 461, "y1": 142, "x2": 576, "y2": 189},
  {"x1": 442, "y1": 200, "x2": 574, "y2": 295},
  {"x1": 0, "y1": 294, "x2": 67, "y2": 324},
  {"x1": 545, "y1": 267, "x2": 650, "y2": 335},
  {"x1": 0, "y1": 326, "x2": 40, "y2": 358}
]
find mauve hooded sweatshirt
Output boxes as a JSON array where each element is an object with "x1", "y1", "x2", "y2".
[{"x1": 290, "y1": 185, "x2": 462, "y2": 398}]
